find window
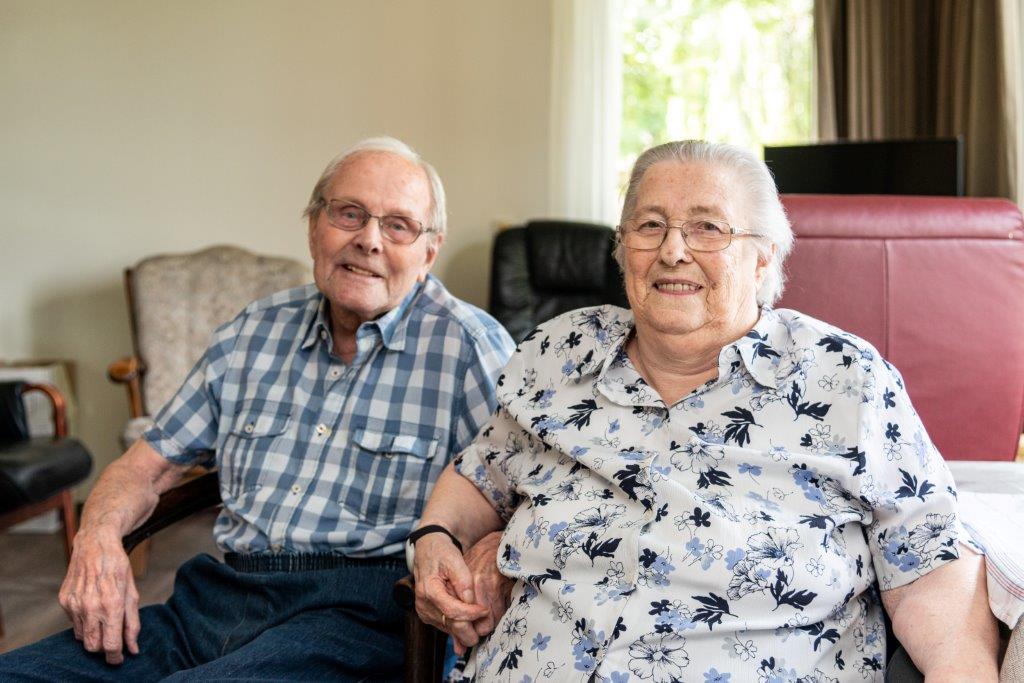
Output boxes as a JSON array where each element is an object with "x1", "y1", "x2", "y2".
[{"x1": 620, "y1": 0, "x2": 813, "y2": 179}]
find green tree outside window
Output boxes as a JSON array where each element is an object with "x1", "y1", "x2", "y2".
[{"x1": 620, "y1": 0, "x2": 813, "y2": 184}]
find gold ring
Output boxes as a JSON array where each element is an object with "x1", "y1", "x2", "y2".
[{"x1": 441, "y1": 614, "x2": 448, "y2": 629}]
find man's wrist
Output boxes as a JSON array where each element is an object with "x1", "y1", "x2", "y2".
[
  {"x1": 406, "y1": 523, "x2": 464, "y2": 572},
  {"x1": 407, "y1": 524, "x2": 463, "y2": 552}
]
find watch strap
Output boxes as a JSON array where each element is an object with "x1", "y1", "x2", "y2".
[{"x1": 407, "y1": 524, "x2": 463, "y2": 553}]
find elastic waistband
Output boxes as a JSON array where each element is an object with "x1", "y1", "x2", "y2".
[{"x1": 224, "y1": 552, "x2": 405, "y2": 573}]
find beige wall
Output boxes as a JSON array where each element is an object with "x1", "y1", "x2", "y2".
[{"x1": 0, "y1": 0, "x2": 552, "y2": 494}]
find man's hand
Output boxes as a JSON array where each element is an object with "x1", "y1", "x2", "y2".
[
  {"x1": 413, "y1": 533, "x2": 490, "y2": 655},
  {"x1": 464, "y1": 531, "x2": 513, "y2": 642},
  {"x1": 58, "y1": 527, "x2": 140, "y2": 665}
]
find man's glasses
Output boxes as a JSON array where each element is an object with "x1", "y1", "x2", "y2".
[
  {"x1": 618, "y1": 217, "x2": 764, "y2": 252},
  {"x1": 323, "y1": 200, "x2": 434, "y2": 245}
]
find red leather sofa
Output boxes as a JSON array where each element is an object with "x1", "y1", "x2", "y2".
[{"x1": 777, "y1": 195, "x2": 1024, "y2": 461}]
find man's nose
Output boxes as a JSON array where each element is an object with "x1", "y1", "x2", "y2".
[
  {"x1": 353, "y1": 216, "x2": 384, "y2": 252},
  {"x1": 659, "y1": 226, "x2": 694, "y2": 265}
]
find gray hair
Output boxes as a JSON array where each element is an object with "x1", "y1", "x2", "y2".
[
  {"x1": 615, "y1": 140, "x2": 793, "y2": 307},
  {"x1": 302, "y1": 136, "x2": 447, "y2": 237}
]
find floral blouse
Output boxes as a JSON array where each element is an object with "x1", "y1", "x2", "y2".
[{"x1": 452, "y1": 306, "x2": 963, "y2": 683}]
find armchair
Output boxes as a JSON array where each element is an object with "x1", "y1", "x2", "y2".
[
  {"x1": 0, "y1": 381, "x2": 92, "y2": 638},
  {"x1": 107, "y1": 245, "x2": 307, "y2": 575},
  {"x1": 777, "y1": 194, "x2": 1024, "y2": 463},
  {"x1": 489, "y1": 220, "x2": 627, "y2": 341},
  {"x1": 108, "y1": 245, "x2": 309, "y2": 449}
]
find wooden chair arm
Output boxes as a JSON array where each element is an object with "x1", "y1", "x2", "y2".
[
  {"x1": 107, "y1": 356, "x2": 145, "y2": 418},
  {"x1": 108, "y1": 356, "x2": 143, "y2": 383},
  {"x1": 22, "y1": 383, "x2": 68, "y2": 438},
  {"x1": 122, "y1": 466, "x2": 220, "y2": 553},
  {"x1": 393, "y1": 573, "x2": 448, "y2": 683},
  {"x1": 393, "y1": 574, "x2": 416, "y2": 609}
]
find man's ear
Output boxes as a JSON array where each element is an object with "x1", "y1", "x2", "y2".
[
  {"x1": 307, "y1": 216, "x2": 318, "y2": 260},
  {"x1": 419, "y1": 232, "x2": 444, "y2": 281}
]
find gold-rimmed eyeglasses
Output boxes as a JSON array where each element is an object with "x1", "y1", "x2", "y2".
[{"x1": 617, "y1": 217, "x2": 765, "y2": 252}]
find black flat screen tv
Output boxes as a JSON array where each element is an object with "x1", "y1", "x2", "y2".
[{"x1": 763, "y1": 138, "x2": 964, "y2": 196}]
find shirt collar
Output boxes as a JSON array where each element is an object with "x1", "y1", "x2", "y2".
[
  {"x1": 588, "y1": 307, "x2": 787, "y2": 394},
  {"x1": 300, "y1": 277, "x2": 427, "y2": 353},
  {"x1": 730, "y1": 307, "x2": 786, "y2": 390}
]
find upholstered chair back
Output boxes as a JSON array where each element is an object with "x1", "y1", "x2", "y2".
[
  {"x1": 129, "y1": 245, "x2": 309, "y2": 417},
  {"x1": 777, "y1": 195, "x2": 1024, "y2": 461},
  {"x1": 489, "y1": 221, "x2": 628, "y2": 342}
]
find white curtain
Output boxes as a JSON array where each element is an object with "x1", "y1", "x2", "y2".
[
  {"x1": 548, "y1": 0, "x2": 622, "y2": 224},
  {"x1": 1004, "y1": 0, "x2": 1022, "y2": 205}
]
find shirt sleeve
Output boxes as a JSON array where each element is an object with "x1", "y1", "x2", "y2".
[
  {"x1": 450, "y1": 319, "x2": 515, "y2": 455},
  {"x1": 140, "y1": 313, "x2": 244, "y2": 466},
  {"x1": 453, "y1": 328, "x2": 538, "y2": 522},
  {"x1": 859, "y1": 355, "x2": 964, "y2": 591}
]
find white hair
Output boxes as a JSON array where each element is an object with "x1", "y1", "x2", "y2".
[
  {"x1": 616, "y1": 140, "x2": 793, "y2": 307},
  {"x1": 303, "y1": 136, "x2": 447, "y2": 237}
]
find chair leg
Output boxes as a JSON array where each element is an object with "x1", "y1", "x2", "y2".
[
  {"x1": 59, "y1": 490, "x2": 77, "y2": 563},
  {"x1": 129, "y1": 538, "x2": 152, "y2": 578}
]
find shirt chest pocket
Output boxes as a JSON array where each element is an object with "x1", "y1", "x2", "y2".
[
  {"x1": 222, "y1": 402, "x2": 293, "y2": 496},
  {"x1": 346, "y1": 428, "x2": 441, "y2": 523}
]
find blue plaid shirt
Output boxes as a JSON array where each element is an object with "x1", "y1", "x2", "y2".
[{"x1": 142, "y1": 274, "x2": 514, "y2": 557}]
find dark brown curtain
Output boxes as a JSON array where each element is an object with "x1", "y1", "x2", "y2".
[{"x1": 815, "y1": 0, "x2": 1019, "y2": 199}]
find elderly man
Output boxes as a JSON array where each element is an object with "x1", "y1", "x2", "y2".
[{"x1": 0, "y1": 137, "x2": 514, "y2": 681}]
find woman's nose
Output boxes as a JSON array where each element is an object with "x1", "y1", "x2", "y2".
[{"x1": 659, "y1": 226, "x2": 694, "y2": 265}]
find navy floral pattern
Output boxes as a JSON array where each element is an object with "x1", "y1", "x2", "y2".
[{"x1": 452, "y1": 306, "x2": 962, "y2": 682}]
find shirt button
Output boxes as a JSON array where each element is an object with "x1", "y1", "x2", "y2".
[
  {"x1": 244, "y1": 423, "x2": 254, "y2": 433},
  {"x1": 329, "y1": 368, "x2": 341, "y2": 379},
  {"x1": 291, "y1": 484, "x2": 302, "y2": 495},
  {"x1": 272, "y1": 544, "x2": 282, "y2": 553},
  {"x1": 319, "y1": 329, "x2": 327, "y2": 340},
  {"x1": 315, "y1": 423, "x2": 329, "y2": 436}
]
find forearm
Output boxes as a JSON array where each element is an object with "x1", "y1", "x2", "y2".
[
  {"x1": 419, "y1": 462, "x2": 504, "y2": 549},
  {"x1": 78, "y1": 439, "x2": 189, "y2": 542},
  {"x1": 883, "y1": 547, "x2": 1000, "y2": 680}
]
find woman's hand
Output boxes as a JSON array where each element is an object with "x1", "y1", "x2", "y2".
[
  {"x1": 413, "y1": 533, "x2": 490, "y2": 654},
  {"x1": 463, "y1": 531, "x2": 513, "y2": 640}
]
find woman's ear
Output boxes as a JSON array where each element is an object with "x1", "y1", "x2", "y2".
[{"x1": 754, "y1": 243, "x2": 777, "y2": 290}]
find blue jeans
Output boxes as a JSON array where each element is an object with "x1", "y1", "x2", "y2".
[{"x1": 0, "y1": 553, "x2": 408, "y2": 681}]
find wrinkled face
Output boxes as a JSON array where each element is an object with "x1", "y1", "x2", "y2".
[
  {"x1": 622, "y1": 161, "x2": 770, "y2": 339},
  {"x1": 308, "y1": 151, "x2": 441, "y2": 322}
]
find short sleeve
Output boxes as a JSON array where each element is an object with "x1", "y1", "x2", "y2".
[
  {"x1": 450, "y1": 321, "x2": 515, "y2": 456},
  {"x1": 859, "y1": 357, "x2": 963, "y2": 591},
  {"x1": 140, "y1": 313, "x2": 243, "y2": 466},
  {"x1": 454, "y1": 331, "x2": 546, "y2": 522}
]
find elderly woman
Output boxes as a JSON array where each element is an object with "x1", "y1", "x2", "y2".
[{"x1": 411, "y1": 141, "x2": 999, "y2": 682}]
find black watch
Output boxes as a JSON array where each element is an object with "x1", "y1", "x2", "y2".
[{"x1": 405, "y1": 524, "x2": 463, "y2": 569}]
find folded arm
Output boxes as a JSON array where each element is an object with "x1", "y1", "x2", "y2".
[{"x1": 881, "y1": 546, "x2": 1000, "y2": 681}]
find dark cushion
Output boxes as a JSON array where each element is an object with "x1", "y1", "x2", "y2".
[
  {"x1": 525, "y1": 221, "x2": 616, "y2": 292},
  {"x1": 490, "y1": 221, "x2": 628, "y2": 342},
  {"x1": 0, "y1": 437, "x2": 93, "y2": 512},
  {"x1": 0, "y1": 382, "x2": 30, "y2": 443}
]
